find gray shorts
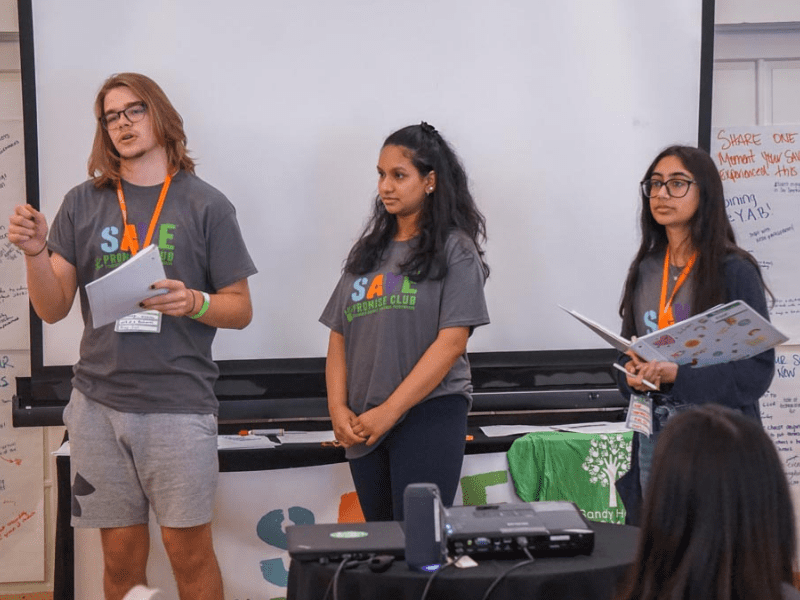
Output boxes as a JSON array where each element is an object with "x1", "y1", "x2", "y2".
[{"x1": 63, "y1": 388, "x2": 219, "y2": 529}]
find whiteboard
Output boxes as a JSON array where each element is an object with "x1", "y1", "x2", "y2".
[{"x1": 21, "y1": 0, "x2": 706, "y2": 366}]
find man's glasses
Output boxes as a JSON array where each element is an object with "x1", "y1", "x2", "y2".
[
  {"x1": 101, "y1": 102, "x2": 147, "y2": 130},
  {"x1": 640, "y1": 178, "x2": 696, "y2": 198}
]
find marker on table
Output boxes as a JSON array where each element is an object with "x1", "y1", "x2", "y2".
[
  {"x1": 239, "y1": 428, "x2": 284, "y2": 436},
  {"x1": 612, "y1": 363, "x2": 659, "y2": 391}
]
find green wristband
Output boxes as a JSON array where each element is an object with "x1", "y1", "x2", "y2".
[{"x1": 190, "y1": 291, "x2": 210, "y2": 319}]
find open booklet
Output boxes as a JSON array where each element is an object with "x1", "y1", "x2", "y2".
[
  {"x1": 560, "y1": 301, "x2": 788, "y2": 368},
  {"x1": 85, "y1": 244, "x2": 168, "y2": 328}
]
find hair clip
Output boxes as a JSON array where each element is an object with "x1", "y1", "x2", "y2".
[{"x1": 420, "y1": 121, "x2": 438, "y2": 137}]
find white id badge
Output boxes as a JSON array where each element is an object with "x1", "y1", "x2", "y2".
[
  {"x1": 626, "y1": 393, "x2": 653, "y2": 437},
  {"x1": 115, "y1": 310, "x2": 162, "y2": 333}
]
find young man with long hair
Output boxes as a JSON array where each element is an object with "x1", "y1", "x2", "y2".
[{"x1": 8, "y1": 72, "x2": 257, "y2": 600}]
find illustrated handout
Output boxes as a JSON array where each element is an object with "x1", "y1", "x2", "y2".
[{"x1": 560, "y1": 302, "x2": 787, "y2": 368}]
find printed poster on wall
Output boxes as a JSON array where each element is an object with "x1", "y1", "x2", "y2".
[
  {"x1": 712, "y1": 125, "x2": 800, "y2": 343},
  {"x1": 0, "y1": 120, "x2": 29, "y2": 350}
]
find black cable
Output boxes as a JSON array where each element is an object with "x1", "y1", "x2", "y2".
[
  {"x1": 479, "y1": 542, "x2": 536, "y2": 600},
  {"x1": 332, "y1": 558, "x2": 349, "y2": 600},
  {"x1": 522, "y1": 547, "x2": 534, "y2": 561},
  {"x1": 418, "y1": 559, "x2": 457, "y2": 600},
  {"x1": 322, "y1": 556, "x2": 367, "y2": 600},
  {"x1": 321, "y1": 558, "x2": 347, "y2": 600},
  {"x1": 479, "y1": 558, "x2": 535, "y2": 600}
]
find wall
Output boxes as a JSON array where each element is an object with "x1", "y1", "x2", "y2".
[
  {"x1": 716, "y1": 0, "x2": 800, "y2": 24},
  {"x1": 713, "y1": 24, "x2": 800, "y2": 127},
  {"x1": 0, "y1": 1, "x2": 16, "y2": 30}
]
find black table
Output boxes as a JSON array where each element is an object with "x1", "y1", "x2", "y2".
[
  {"x1": 54, "y1": 429, "x2": 524, "y2": 600},
  {"x1": 287, "y1": 521, "x2": 639, "y2": 600}
]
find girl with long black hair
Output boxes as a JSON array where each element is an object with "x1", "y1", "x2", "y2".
[
  {"x1": 320, "y1": 123, "x2": 490, "y2": 521},
  {"x1": 615, "y1": 145, "x2": 774, "y2": 522}
]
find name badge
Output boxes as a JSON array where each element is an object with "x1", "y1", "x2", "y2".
[
  {"x1": 115, "y1": 310, "x2": 162, "y2": 333},
  {"x1": 626, "y1": 393, "x2": 653, "y2": 437}
]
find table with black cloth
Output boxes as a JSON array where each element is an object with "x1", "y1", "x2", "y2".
[
  {"x1": 53, "y1": 428, "x2": 524, "y2": 600},
  {"x1": 287, "y1": 521, "x2": 639, "y2": 600}
]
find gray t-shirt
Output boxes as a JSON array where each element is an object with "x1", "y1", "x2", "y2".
[
  {"x1": 48, "y1": 170, "x2": 257, "y2": 415},
  {"x1": 320, "y1": 231, "x2": 490, "y2": 458},
  {"x1": 632, "y1": 251, "x2": 695, "y2": 337},
  {"x1": 632, "y1": 251, "x2": 696, "y2": 484}
]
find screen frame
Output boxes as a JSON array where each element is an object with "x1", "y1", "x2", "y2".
[{"x1": 12, "y1": 0, "x2": 716, "y2": 426}]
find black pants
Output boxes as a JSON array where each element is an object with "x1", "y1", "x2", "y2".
[{"x1": 348, "y1": 394, "x2": 469, "y2": 521}]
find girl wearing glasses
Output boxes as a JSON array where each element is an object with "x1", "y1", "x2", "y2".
[
  {"x1": 320, "y1": 123, "x2": 490, "y2": 521},
  {"x1": 615, "y1": 145, "x2": 774, "y2": 524}
]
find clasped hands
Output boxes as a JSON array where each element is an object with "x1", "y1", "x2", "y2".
[{"x1": 331, "y1": 403, "x2": 401, "y2": 448}]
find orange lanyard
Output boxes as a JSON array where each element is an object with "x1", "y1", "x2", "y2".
[
  {"x1": 658, "y1": 247, "x2": 697, "y2": 329},
  {"x1": 116, "y1": 174, "x2": 172, "y2": 256}
]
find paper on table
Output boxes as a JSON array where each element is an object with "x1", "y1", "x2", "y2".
[
  {"x1": 552, "y1": 421, "x2": 631, "y2": 434},
  {"x1": 481, "y1": 422, "x2": 631, "y2": 438},
  {"x1": 217, "y1": 435, "x2": 278, "y2": 449},
  {"x1": 277, "y1": 431, "x2": 336, "y2": 444},
  {"x1": 480, "y1": 425, "x2": 558, "y2": 438},
  {"x1": 85, "y1": 244, "x2": 168, "y2": 328},
  {"x1": 58, "y1": 437, "x2": 281, "y2": 454}
]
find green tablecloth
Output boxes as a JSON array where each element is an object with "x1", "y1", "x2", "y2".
[{"x1": 507, "y1": 430, "x2": 633, "y2": 524}]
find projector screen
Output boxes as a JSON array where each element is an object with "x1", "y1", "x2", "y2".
[{"x1": 20, "y1": 0, "x2": 708, "y2": 367}]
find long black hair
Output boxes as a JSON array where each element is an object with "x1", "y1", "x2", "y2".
[
  {"x1": 619, "y1": 145, "x2": 764, "y2": 336},
  {"x1": 345, "y1": 123, "x2": 489, "y2": 281},
  {"x1": 616, "y1": 404, "x2": 795, "y2": 600}
]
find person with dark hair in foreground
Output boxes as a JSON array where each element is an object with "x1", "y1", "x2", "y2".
[
  {"x1": 616, "y1": 404, "x2": 799, "y2": 600},
  {"x1": 8, "y1": 72, "x2": 257, "y2": 600},
  {"x1": 320, "y1": 122, "x2": 490, "y2": 521}
]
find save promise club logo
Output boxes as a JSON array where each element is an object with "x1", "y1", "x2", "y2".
[{"x1": 345, "y1": 272, "x2": 418, "y2": 323}]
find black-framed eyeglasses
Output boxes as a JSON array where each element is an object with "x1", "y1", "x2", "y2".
[
  {"x1": 100, "y1": 102, "x2": 147, "y2": 130},
  {"x1": 640, "y1": 178, "x2": 696, "y2": 198}
]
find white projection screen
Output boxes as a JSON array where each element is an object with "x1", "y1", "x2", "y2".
[{"x1": 20, "y1": 0, "x2": 710, "y2": 367}]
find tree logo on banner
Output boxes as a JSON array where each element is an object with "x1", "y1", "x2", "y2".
[{"x1": 581, "y1": 434, "x2": 631, "y2": 508}]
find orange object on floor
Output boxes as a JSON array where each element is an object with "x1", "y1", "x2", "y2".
[{"x1": 337, "y1": 491, "x2": 365, "y2": 523}]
